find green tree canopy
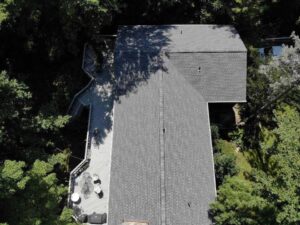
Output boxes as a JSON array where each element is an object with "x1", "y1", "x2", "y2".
[
  {"x1": 253, "y1": 106, "x2": 300, "y2": 224},
  {"x1": 211, "y1": 106, "x2": 300, "y2": 225},
  {"x1": 0, "y1": 153, "x2": 75, "y2": 225},
  {"x1": 0, "y1": 71, "x2": 69, "y2": 162},
  {"x1": 210, "y1": 177, "x2": 275, "y2": 225}
]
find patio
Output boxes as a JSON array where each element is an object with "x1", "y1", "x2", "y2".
[
  {"x1": 72, "y1": 128, "x2": 113, "y2": 217},
  {"x1": 68, "y1": 66, "x2": 114, "y2": 224}
]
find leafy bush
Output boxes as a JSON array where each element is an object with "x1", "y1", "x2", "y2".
[{"x1": 214, "y1": 153, "x2": 239, "y2": 186}]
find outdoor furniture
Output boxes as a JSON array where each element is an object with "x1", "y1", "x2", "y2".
[
  {"x1": 93, "y1": 174, "x2": 101, "y2": 183},
  {"x1": 71, "y1": 193, "x2": 80, "y2": 203},
  {"x1": 88, "y1": 212, "x2": 107, "y2": 224},
  {"x1": 94, "y1": 184, "x2": 102, "y2": 194}
]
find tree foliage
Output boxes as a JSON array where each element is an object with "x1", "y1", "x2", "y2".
[
  {"x1": 253, "y1": 106, "x2": 300, "y2": 224},
  {"x1": 0, "y1": 153, "x2": 76, "y2": 225},
  {"x1": 214, "y1": 139, "x2": 239, "y2": 186},
  {"x1": 0, "y1": 71, "x2": 31, "y2": 144},
  {"x1": 211, "y1": 106, "x2": 300, "y2": 225},
  {"x1": 214, "y1": 153, "x2": 238, "y2": 186},
  {"x1": 0, "y1": 70, "x2": 70, "y2": 162},
  {"x1": 259, "y1": 33, "x2": 300, "y2": 104},
  {"x1": 210, "y1": 177, "x2": 275, "y2": 225},
  {"x1": 0, "y1": 0, "x2": 300, "y2": 224}
]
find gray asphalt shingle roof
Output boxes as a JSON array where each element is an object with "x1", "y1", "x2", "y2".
[
  {"x1": 109, "y1": 70, "x2": 162, "y2": 225},
  {"x1": 168, "y1": 52, "x2": 247, "y2": 102},
  {"x1": 115, "y1": 25, "x2": 247, "y2": 53},
  {"x1": 108, "y1": 25, "x2": 247, "y2": 225}
]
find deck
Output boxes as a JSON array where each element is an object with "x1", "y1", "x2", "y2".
[{"x1": 69, "y1": 66, "x2": 114, "y2": 224}]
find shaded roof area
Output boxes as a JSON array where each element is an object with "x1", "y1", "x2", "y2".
[{"x1": 115, "y1": 25, "x2": 247, "y2": 53}]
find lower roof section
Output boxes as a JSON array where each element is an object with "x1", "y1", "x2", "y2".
[{"x1": 108, "y1": 57, "x2": 216, "y2": 225}]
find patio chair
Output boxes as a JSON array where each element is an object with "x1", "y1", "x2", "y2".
[
  {"x1": 94, "y1": 183, "x2": 102, "y2": 194},
  {"x1": 93, "y1": 174, "x2": 101, "y2": 184}
]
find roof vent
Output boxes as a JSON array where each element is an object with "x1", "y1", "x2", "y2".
[{"x1": 193, "y1": 66, "x2": 201, "y2": 76}]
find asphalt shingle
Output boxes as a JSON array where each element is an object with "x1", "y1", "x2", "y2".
[
  {"x1": 108, "y1": 68, "x2": 161, "y2": 225},
  {"x1": 115, "y1": 25, "x2": 247, "y2": 53},
  {"x1": 108, "y1": 25, "x2": 247, "y2": 225}
]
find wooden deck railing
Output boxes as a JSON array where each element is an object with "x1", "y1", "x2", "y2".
[{"x1": 67, "y1": 104, "x2": 93, "y2": 207}]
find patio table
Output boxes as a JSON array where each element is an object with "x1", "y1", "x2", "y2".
[
  {"x1": 71, "y1": 193, "x2": 80, "y2": 203},
  {"x1": 94, "y1": 184, "x2": 102, "y2": 194}
]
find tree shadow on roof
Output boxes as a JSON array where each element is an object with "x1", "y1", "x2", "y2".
[
  {"x1": 114, "y1": 25, "x2": 175, "y2": 99},
  {"x1": 70, "y1": 26, "x2": 174, "y2": 144},
  {"x1": 211, "y1": 24, "x2": 240, "y2": 39}
]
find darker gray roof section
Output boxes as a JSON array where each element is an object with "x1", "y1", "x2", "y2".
[
  {"x1": 169, "y1": 52, "x2": 247, "y2": 102},
  {"x1": 115, "y1": 25, "x2": 247, "y2": 53}
]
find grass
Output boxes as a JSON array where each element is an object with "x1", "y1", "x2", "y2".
[{"x1": 216, "y1": 139, "x2": 252, "y2": 179}]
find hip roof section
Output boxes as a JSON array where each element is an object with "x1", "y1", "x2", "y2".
[{"x1": 115, "y1": 25, "x2": 247, "y2": 53}]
